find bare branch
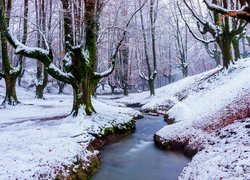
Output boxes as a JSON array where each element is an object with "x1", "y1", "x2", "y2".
[
  {"x1": 94, "y1": 0, "x2": 148, "y2": 79},
  {"x1": 177, "y1": 3, "x2": 217, "y2": 44},
  {"x1": 183, "y1": 0, "x2": 219, "y2": 37}
]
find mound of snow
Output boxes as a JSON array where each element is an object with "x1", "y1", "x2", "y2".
[{"x1": 151, "y1": 58, "x2": 250, "y2": 179}]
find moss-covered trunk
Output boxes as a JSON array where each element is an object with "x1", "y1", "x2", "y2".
[
  {"x1": 82, "y1": 74, "x2": 96, "y2": 116},
  {"x1": 232, "y1": 38, "x2": 241, "y2": 61},
  {"x1": 71, "y1": 84, "x2": 83, "y2": 117},
  {"x1": 35, "y1": 62, "x2": 48, "y2": 99},
  {"x1": 2, "y1": 74, "x2": 19, "y2": 106},
  {"x1": 71, "y1": 76, "x2": 96, "y2": 116},
  {"x1": 221, "y1": 1, "x2": 233, "y2": 68},
  {"x1": 0, "y1": 0, "x2": 21, "y2": 106}
]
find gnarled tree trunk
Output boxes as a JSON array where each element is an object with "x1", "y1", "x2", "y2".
[{"x1": 0, "y1": 0, "x2": 28, "y2": 106}]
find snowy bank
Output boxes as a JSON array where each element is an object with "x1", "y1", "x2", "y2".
[
  {"x1": 0, "y1": 82, "x2": 141, "y2": 179},
  {"x1": 149, "y1": 58, "x2": 250, "y2": 179}
]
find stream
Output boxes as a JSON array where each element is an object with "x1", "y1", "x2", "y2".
[{"x1": 93, "y1": 115, "x2": 190, "y2": 180}]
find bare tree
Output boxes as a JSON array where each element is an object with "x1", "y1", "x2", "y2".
[{"x1": 138, "y1": 0, "x2": 158, "y2": 96}]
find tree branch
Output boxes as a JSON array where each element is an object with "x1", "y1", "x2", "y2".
[
  {"x1": 94, "y1": 0, "x2": 148, "y2": 79},
  {"x1": 178, "y1": 3, "x2": 217, "y2": 44},
  {"x1": 183, "y1": 0, "x2": 219, "y2": 37},
  {"x1": 204, "y1": 0, "x2": 250, "y2": 23}
]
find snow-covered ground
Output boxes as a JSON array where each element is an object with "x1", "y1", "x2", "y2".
[
  {"x1": 0, "y1": 81, "x2": 140, "y2": 179},
  {"x1": 0, "y1": 58, "x2": 249, "y2": 179},
  {"x1": 116, "y1": 58, "x2": 250, "y2": 179}
]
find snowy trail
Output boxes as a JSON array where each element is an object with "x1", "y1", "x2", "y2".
[{"x1": 0, "y1": 114, "x2": 68, "y2": 128}]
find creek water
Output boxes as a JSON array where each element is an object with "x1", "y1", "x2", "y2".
[{"x1": 93, "y1": 115, "x2": 190, "y2": 180}]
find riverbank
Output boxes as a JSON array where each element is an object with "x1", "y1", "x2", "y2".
[
  {"x1": 0, "y1": 82, "x2": 141, "y2": 179},
  {"x1": 117, "y1": 58, "x2": 250, "y2": 179},
  {"x1": 93, "y1": 115, "x2": 190, "y2": 180}
]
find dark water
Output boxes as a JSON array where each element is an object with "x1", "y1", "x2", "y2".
[{"x1": 93, "y1": 115, "x2": 190, "y2": 180}]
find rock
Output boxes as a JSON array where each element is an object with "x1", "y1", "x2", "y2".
[{"x1": 163, "y1": 114, "x2": 175, "y2": 124}]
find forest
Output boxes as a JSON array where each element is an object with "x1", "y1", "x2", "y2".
[{"x1": 0, "y1": 0, "x2": 249, "y2": 179}]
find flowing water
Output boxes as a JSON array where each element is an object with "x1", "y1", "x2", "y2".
[{"x1": 93, "y1": 115, "x2": 190, "y2": 180}]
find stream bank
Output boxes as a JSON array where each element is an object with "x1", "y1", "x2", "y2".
[
  {"x1": 55, "y1": 118, "x2": 137, "y2": 179},
  {"x1": 92, "y1": 115, "x2": 190, "y2": 180}
]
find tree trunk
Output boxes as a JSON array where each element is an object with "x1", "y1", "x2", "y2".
[
  {"x1": 149, "y1": 79, "x2": 155, "y2": 96},
  {"x1": 2, "y1": 74, "x2": 19, "y2": 106},
  {"x1": 0, "y1": 0, "x2": 22, "y2": 106},
  {"x1": 232, "y1": 38, "x2": 241, "y2": 61},
  {"x1": 182, "y1": 65, "x2": 188, "y2": 78},
  {"x1": 123, "y1": 85, "x2": 128, "y2": 96},
  {"x1": 58, "y1": 81, "x2": 65, "y2": 94},
  {"x1": 82, "y1": 75, "x2": 96, "y2": 115},
  {"x1": 36, "y1": 62, "x2": 48, "y2": 99},
  {"x1": 221, "y1": 41, "x2": 233, "y2": 68},
  {"x1": 110, "y1": 85, "x2": 116, "y2": 94},
  {"x1": 71, "y1": 76, "x2": 96, "y2": 116},
  {"x1": 221, "y1": 1, "x2": 233, "y2": 68},
  {"x1": 71, "y1": 85, "x2": 83, "y2": 117}
]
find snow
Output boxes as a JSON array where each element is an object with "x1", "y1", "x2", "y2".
[
  {"x1": 94, "y1": 58, "x2": 115, "y2": 78},
  {"x1": 179, "y1": 119, "x2": 250, "y2": 179},
  {"x1": 48, "y1": 63, "x2": 74, "y2": 79},
  {"x1": 8, "y1": 28, "x2": 49, "y2": 56},
  {"x1": 149, "y1": 58, "x2": 249, "y2": 179},
  {"x1": 0, "y1": 81, "x2": 140, "y2": 179},
  {"x1": 117, "y1": 58, "x2": 250, "y2": 179},
  {"x1": 0, "y1": 56, "x2": 249, "y2": 179}
]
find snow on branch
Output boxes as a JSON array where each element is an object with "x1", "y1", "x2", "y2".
[
  {"x1": 183, "y1": 0, "x2": 219, "y2": 36},
  {"x1": 150, "y1": 70, "x2": 157, "y2": 80},
  {"x1": 94, "y1": 57, "x2": 115, "y2": 79},
  {"x1": 9, "y1": 60, "x2": 22, "y2": 75},
  {"x1": 6, "y1": 28, "x2": 49, "y2": 57},
  {"x1": 0, "y1": 7, "x2": 74, "y2": 83},
  {"x1": 204, "y1": 0, "x2": 250, "y2": 23},
  {"x1": 177, "y1": 3, "x2": 217, "y2": 44},
  {"x1": 4, "y1": 29, "x2": 74, "y2": 84},
  {"x1": 11, "y1": 15, "x2": 51, "y2": 50},
  {"x1": 139, "y1": 69, "x2": 149, "y2": 81}
]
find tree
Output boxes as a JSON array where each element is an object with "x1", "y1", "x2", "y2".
[
  {"x1": 0, "y1": 0, "x2": 145, "y2": 116},
  {"x1": 0, "y1": 0, "x2": 28, "y2": 106},
  {"x1": 34, "y1": 0, "x2": 49, "y2": 99},
  {"x1": 172, "y1": 2, "x2": 189, "y2": 77},
  {"x1": 179, "y1": 0, "x2": 247, "y2": 68},
  {"x1": 138, "y1": 0, "x2": 158, "y2": 96},
  {"x1": 204, "y1": 0, "x2": 250, "y2": 23}
]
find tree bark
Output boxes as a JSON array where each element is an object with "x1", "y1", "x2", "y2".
[
  {"x1": 149, "y1": 79, "x2": 155, "y2": 96},
  {"x1": 0, "y1": 0, "x2": 25, "y2": 106},
  {"x1": 232, "y1": 37, "x2": 241, "y2": 61}
]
